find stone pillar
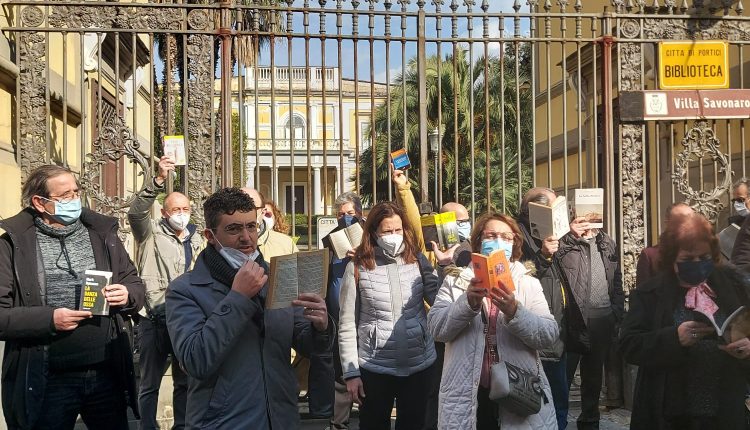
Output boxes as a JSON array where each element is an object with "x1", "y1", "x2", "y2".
[
  {"x1": 313, "y1": 166, "x2": 322, "y2": 215},
  {"x1": 272, "y1": 167, "x2": 279, "y2": 203},
  {"x1": 245, "y1": 157, "x2": 254, "y2": 188}
]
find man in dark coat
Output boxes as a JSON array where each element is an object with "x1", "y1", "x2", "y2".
[
  {"x1": 557, "y1": 217, "x2": 624, "y2": 430},
  {"x1": 517, "y1": 186, "x2": 570, "y2": 430},
  {"x1": 0, "y1": 165, "x2": 145, "y2": 429},
  {"x1": 166, "y1": 187, "x2": 330, "y2": 429}
]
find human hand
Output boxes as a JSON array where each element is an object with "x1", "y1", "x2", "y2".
[
  {"x1": 346, "y1": 377, "x2": 366, "y2": 406},
  {"x1": 231, "y1": 261, "x2": 268, "y2": 298},
  {"x1": 53, "y1": 308, "x2": 92, "y2": 331},
  {"x1": 677, "y1": 321, "x2": 715, "y2": 347},
  {"x1": 292, "y1": 293, "x2": 328, "y2": 332},
  {"x1": 541, "y1": 237, "x2": 559, "y2": 259},
  {"x1": 466, "y1": 278, "x2": 488, "y2": 311},
  {"x1": 569, "y1": 218, "x2": 591, "y2": 238},
  {"x1": 346, "y1": 249, "x2": 356, "y2": 259},
  {"x1": 719, "y1": 337, "x2": 750, "y2": 359},
  {"x1": 391, "y1": 164, "x2": 408, "y2": 188},
  {"x1": 156, "y1": 155, "x2": 176, "y2": 185},
  {"x1": 432, "y1": 242, "x2": 459, "y2": 266},
  {"x1": 489, "y1": 282, "x2": 518, "y2": 319},
  {"x1": 104, "y1": 284, "x2": 130, "y2": 307}
]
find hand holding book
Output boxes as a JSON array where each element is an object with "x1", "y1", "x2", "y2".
[
  {"x1": 488, "y1": 282, "x2": 518, "y2": 319},
  {"x1": 292, "y1": 293, "x2": 329, "y2": 332},
  {"x1": 104, "y1": 284, "x2": 130, "y2": 307}
]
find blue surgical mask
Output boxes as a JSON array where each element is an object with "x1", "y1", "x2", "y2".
[
  {"x1": 457, "y1": 222, "x2": 472, "y2": 242},
  {"x1": 481, "y1": 238, "x2": 514, "y2": 261},
  {"x1": 676, "y1": 258, "x2": 715, "y2": 286},
  {"x1": 734, "y1": 201, "x2": 749, "y2": 217},
  {"x1": 43, "y1": 197, "x2": 82, "y2": 225},
  {"x1": 342, "y1": 214, "x2": 356, "y2": 227}
]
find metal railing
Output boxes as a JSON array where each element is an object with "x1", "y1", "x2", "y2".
[{"x1": 4, "y1": 0, "x2": 750, "y2": 291}]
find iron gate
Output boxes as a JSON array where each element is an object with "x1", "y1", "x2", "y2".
[{"x1": 4, "y1": 0, "x2": 750, "y2": 292}]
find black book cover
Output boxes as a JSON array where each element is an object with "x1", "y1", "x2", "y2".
[{"x1": 79, "y1": 270, "x2": 112, "y2": 316}]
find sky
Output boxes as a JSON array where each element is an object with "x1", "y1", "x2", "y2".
[
  {"x1": 154, "y1": 0, "x2": 532, "y2": 84},
  {"x1": 254, "y1": 0, "x2": 532, "y2": 83}
]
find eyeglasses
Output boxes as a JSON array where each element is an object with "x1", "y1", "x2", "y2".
[
  {"x1": 483, "y1": 232, "x2": 515, "y2": 242},
  {"x1": 731, "y1": 197, "x2": 748, "y2": 204},
  {"x1": 42, "y1": 190, "x2": 80, "y2": 204},
  {"x1": 217, "y1": 222, "x2": 258, "y2": 236},
  {"x1": 456, "y1": 219, "x2": 471, "y2": 228}
]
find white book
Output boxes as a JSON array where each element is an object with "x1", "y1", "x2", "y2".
[
  {"x1": 163, "y1": 135, "x2": 186, "y2": 166},
  {"x1": 326, "y1": 223, "x2": 364, "y2": 260},
  {"x1": 528, "y1": 195, "x2": 569, "y2": 240},
  {"x1": 573, "y1": 188, "x2": 604, "y2": 228}
]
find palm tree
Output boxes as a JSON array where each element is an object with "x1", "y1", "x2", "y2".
[{"x1": 357, "y1": 43, "x2": 533, "y2": 216}]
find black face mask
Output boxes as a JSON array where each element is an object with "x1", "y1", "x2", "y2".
[{"x1": 676, "y1": 258, "x2": 715, "y2": 285}]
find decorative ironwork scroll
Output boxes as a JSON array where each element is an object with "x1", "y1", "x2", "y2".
[
  {"x1": 80, "y1": 103, "x2": 152, "y2": 241},
  {"x1": 185, "y1": 34, "x2": 216, "y2": 229},
  {"x1": 672, "y1": 121, "x2": 732, "y2": 222},
  {"x1": 618, "y1": 17, "x2": 646, "y2": 293},
  {"x1": 18, "y1": 7, "x2": 48, "y2": 183}
]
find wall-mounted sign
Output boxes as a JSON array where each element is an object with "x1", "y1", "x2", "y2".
[
  {"x1": 619, "y1": 89, "x2": 750, "y2": 121},
  {"x1": 658, "y1": 41, "x2": 729, "y2": 90}
]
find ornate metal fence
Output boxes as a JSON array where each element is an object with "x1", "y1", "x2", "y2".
[{"x1": 5, "y1": 0, "x2": 750, "y2": 292}]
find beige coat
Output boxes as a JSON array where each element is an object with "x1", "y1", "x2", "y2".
[{"x1": 128, "y1": 182, "x2": 204, "y2": 316}]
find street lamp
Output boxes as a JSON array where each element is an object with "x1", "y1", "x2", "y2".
[{"x1": 428, "y1": 128, "x2": 440, "y2": 208}]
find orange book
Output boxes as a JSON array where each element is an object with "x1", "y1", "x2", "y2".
[{"x1": 471, "y1": 250, "x2": 515, "y2": 292}]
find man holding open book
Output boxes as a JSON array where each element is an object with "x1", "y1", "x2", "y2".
[{"x1": 165, "y1": 187, "x2": 330, "y2": 429}]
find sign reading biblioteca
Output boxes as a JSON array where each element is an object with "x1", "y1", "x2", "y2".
[{"x1": 658, "y1": 41, "x2": 729, "y2": 90}]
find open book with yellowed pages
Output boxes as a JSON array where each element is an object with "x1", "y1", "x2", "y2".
[{"x1": 267, "y1": 249, "x2": 330, "y2": 310}]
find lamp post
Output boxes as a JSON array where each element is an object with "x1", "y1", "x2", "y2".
[{"x1": 429, "y1": 128, "x2": 440, "y2": 209}]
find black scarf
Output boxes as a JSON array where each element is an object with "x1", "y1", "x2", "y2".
[{"x1": 202, "y1": 245, "x2": 266, "y2": 333}]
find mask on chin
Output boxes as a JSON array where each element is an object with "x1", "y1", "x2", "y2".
[{"x1": 213, "y1": 234, "x2": 259, "y2": 269}]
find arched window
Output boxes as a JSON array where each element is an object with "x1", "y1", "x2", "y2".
[{"x1": 285, "y1": 114, "x2": 306, "y2": 140}]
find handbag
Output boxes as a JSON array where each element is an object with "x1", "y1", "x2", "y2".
[{"x1": 483, "y1": 306, "x2": 544, "y2": 416}]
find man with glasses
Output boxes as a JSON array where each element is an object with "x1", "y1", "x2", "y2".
[
  {"x1": 166, "y1": 187, "x2": 330, "y2": 429},
  {"x1": 241, "y1": 187, "x2": 298, "y2": 261},
  {"x1": 729, "y1": 178, "x2": 750, "y2": 227},
  {"x1": 0, "y1": 165, "x2": 145, "y2": 429},
  {"x1": 128, "y1": 155, "x2": 203, "y2": 430}
]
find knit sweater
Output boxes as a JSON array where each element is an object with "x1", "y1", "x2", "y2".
[{"x1": 34, "y1": 217, "x2": 112, "y2": 369}]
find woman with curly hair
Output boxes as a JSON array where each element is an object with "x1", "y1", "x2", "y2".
[{"x1": 263, "y1": 199, "x2": 290, "y2": 235}]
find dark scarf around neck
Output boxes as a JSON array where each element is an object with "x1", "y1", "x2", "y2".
[{"x1": 202, "y1": 245, "x2": 238, "y2": 288}]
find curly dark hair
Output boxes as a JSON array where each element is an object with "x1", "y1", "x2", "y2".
[{"x1": 203, "y1": 187, "x2": 255, "y2": 230}]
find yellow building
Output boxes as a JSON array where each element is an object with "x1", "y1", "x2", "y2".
[
  {"x1": 0, "y1": 8, "x2": 153, "y2": 241},
  {"x1": 217, "y1": 66, "x2": 388, "y2": 215}
]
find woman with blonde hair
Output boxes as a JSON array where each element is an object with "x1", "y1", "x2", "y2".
[{"x1": 428, "y1": 212, "x2": 558, "y2": 430}]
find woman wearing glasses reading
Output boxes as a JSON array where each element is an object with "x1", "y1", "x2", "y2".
[{"x1": 427, "y1": 213, "x2": 558, "y2": 430}]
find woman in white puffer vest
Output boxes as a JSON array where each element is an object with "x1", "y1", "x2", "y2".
[
  {"x1": 338, "y1": 201, "x2": 441, "y2": 430},
  {"x1": 427, "y1": 213, "x2": 559, "y2": 430}
]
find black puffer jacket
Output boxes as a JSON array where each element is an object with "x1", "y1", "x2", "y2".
[
  {"x1": 556, "y1": 231, "x2": 624, "y2": 351},
  {"x1": 517, "y1": 218, "x2": 567, "y2": 361},
  {"x1": 0, "y1": 208, "x2": 145, "y2": 429}
]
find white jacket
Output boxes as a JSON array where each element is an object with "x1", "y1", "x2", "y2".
[{"x1": 427, "y1": 261, "x2": 559, "y2": 430}]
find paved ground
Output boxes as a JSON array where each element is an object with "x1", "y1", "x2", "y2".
[{"x1": 298, "y1": 404, "x2": 631, "y2": 430}]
